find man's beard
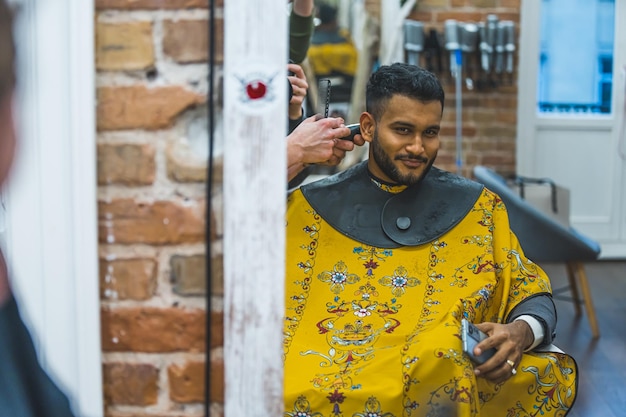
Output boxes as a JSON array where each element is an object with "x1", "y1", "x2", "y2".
[{"x1": 371, "y1": 129, "x2": 435, "y2": 186}]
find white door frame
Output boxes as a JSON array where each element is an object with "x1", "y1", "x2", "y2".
[{"x1": 3, "y1": 0, "x2": 103, "y2": 415}]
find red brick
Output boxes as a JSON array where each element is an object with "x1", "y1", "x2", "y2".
[
  {"x1": 471, "y1": 138, "x2": 499, "y2": 152},
  {"x1": 101, "y1": 306, "x2": 207, "y2": 352},
  {"x1": 419, "y1": 0, "x2": 448, "y2": 8},
  {"x1": 500, "y1": 0, "x2": 520, "y2": 8},
  {"x1": 97, "y1": 85, "x2": 204, "y2": 131},
  {"x1": 436, "y1": 11, "x2": 485, "y2": 22},
  {"x1": 163, "y1": 19, "x2": 223, "y2": 64},
  {"x1": 481, "y1": 153, "x2": 516, "y2": 166},
  {"x1": 471, "y1": 0, "x2": 497, "y2": 7},
  {"x1": 97, "y1": 143, "x2": 156, "y2": 185},
  {"x1": 495, "y1": 12, "x2": 520, "y2": 22},
  {"x1": 440, "y1": 125, "x2": 477, "y2": 137},
  {"x1": 98, "y1": 199, "x2": 205, "y2": 245},
  {"x1": 171, "y1": 254, "x2": 206, "y2": 296},
  {"x1": 496, "y1": 110, "x2": 517, "y2": 124},
  {"x1": 103, "y1": 363, "x2": 159, "y2": 406},
  {"x1": 168, "y1": 361, "x2": 205, "y2": 403},
  {"x1": 168, "y1": 252, "x2": 223, "y2": 297},
  {"x1": 210, "y1": 253, "x2": 223, "y2": 296},
  {"x1": 96, "y1": 21, "x2": 154, "y2": 71},
  {"x1": 210, "y1": 310, "x2": 223, "y2": 349},
  {"x1": 100, "y1": 258, "x2": 157, "y2": 301},
  {"x1": 480, "y1": 125, "x2": 516, "y2": 139},
  {"x1": 407, "y1": 11, "x2": 435, "y2": 23},
  {"x1": 211, "y1": 155, "x2": 223, "y2": 186},
  {"x1": 209, "y1": 354, "x2": 224, "y2": 403},
  {"x1": 495, "y1": 139, "x2": 516, "y2": 152}
]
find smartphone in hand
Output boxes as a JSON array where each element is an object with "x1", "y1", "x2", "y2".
[{"x1": 461, "y1": 318, "x2": 497, "y2": 364}]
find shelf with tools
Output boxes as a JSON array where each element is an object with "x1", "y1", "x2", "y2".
[{"x1": 404, "y1": 15, "x2": 516, "y2": 91}]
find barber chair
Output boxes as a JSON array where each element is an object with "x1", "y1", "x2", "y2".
[{"x1": 473, "y1": 166, "x2": 602, "y2": 339}]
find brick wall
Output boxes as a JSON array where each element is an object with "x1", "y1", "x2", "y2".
[
  {"x1": 95, "y1": 0, "x2": 521, "y2": 416},
  {"x1": 409, "y1": 0, "x2": 520, "y2": 177},
  {"x1": 95, "y1": 0, "x2": 224, "y2": 415}
]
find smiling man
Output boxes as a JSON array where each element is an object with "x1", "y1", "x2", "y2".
[{"x1": 283, "y1": 63, "x2": 577, "y2": 416}]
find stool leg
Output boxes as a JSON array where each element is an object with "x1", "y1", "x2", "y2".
[
  {"x1": 573, "y1": 262, "x2": 600, "y2": 339},
  {"x1": 565, "y1": 262, "x2": 582, "y2": 316}
]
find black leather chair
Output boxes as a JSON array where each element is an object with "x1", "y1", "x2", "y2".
[{"x1": 473, "y1": 166, "x2": 602, "y2": 338}]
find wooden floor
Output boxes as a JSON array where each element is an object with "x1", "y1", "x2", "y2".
[{"x1": 539, "y1": 260, "x2": 626, "y2": 417}]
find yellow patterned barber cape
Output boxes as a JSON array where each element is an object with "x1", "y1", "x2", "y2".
[{"x1": 284, "y1": 185, "x2": 577, "y2": 417}]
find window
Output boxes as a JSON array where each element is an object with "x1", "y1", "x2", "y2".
[{"x1": 537, "y1": 0, "x2": 615, "y2": 114}]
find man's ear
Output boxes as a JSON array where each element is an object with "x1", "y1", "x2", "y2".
[{"x1": 359, "y1": 112, "x2": 376, "y2": 143}]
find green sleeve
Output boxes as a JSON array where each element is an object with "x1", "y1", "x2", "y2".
[{"x1": 289, "y1": 12, "x2": 314, "y2": 64}]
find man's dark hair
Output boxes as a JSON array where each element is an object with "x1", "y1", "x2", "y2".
[
  {"x1": 0, "y1": 0, "x2": 15, "y2": 100},
  {"x1": 366, "y1": 63, "x2": 444, "y2": 120}
]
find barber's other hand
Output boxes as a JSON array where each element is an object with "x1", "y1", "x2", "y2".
[
  {"x1": 321, "y1": 133, "x2": 366, "y2": 166},
  {"x1": 471, "y1": 321, "x2": 534, "y2": 384},
  {"x1": 351, "y1": 133, "x2": 366, "y2": 147},
  {"x1": 287, "y1": 63, "x2": 308, "y2": 120}
]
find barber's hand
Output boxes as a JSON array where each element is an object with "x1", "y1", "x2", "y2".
[
  {"x1": 322, "y1": 133, "x2": 366, "y2": 166},
  {"x1": 287, "y1": 63, "x2": 308, "y2": 120},
  {"x1": 471, "y1": 321, "x2": 534, "y2": 384},
  {"x1": 287, "y1": 115, "x2": 351, "y2": 166}
]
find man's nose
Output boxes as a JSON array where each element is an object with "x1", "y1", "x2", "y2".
[{"x1": 405, "y1": 135, "x2": 425, "y2": 154}]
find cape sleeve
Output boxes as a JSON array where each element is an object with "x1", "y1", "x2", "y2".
[{"x1": 507, "y1": 293, "x2": 557, "y2": 348}]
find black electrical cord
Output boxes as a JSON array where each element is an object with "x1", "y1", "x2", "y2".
[{"x1": 205, "y1": 0, "x2": 216, "y2": 415}]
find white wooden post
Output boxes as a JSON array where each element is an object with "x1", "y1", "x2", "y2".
[{"x1": 223, "y1": 0, "x2": 287, "y2": 415}]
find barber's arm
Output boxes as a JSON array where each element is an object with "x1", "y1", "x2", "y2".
[{"x1": 289, "y1": 0, "x2": 314, "y2": 64}]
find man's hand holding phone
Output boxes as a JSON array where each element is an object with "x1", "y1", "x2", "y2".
[
  {"x1": 461, "y1": 319, "x2": 533, "y2": 384},
  {"x1": 462, "y1": 318, "x2": 496, "y2": 364}
]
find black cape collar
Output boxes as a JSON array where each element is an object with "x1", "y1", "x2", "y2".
[{"x1": 300, "y1": 161, "x2": 484, "y2": 248}]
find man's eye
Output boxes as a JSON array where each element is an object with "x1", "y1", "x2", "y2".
[
  {"x1": 396, "y1": 127, "x2": 410, "y2": 134},
  {"x1": 424, "y1": 129, "x2": 439, "y2": 137}
]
